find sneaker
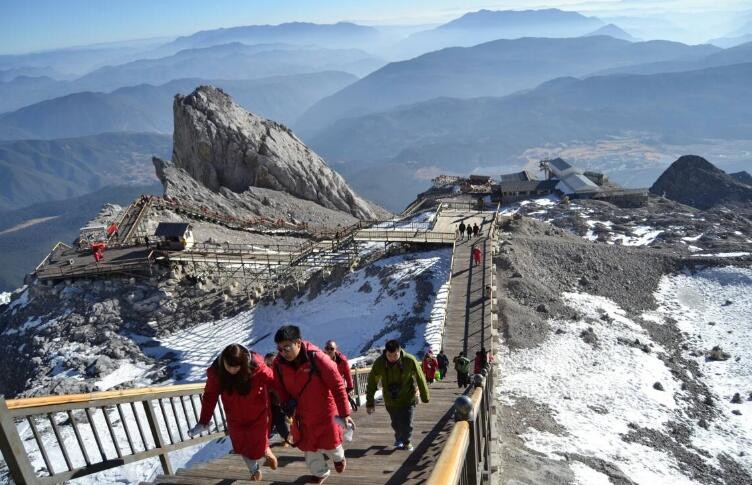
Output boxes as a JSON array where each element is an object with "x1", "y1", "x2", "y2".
[
  {"x1": 334, "y1": 458, "x2": 346, "y2": 473},
  {"x1": 404, "y1": 442, "x2": 414, "y2": 451},
  {"x1": 264, "y1": 449, "x2": 278, "y2": 470},
  {"x1": 394, "y1": 441, "x2": 404, "y2": 449},
  {"x1": 250, "y1": 469, "x2": 262, "y2": 481}
]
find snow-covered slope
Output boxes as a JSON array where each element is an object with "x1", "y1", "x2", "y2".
[
  {"x1": 496, "y1": 261, "x2": 752, "y2": 483},
  {"x1": 136, "y1": 247, "x2": 452, "y2": 383}
]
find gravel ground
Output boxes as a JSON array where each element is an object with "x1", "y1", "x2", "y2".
[{"x1": 493, "y1": 214, "x2": 752, "y2": 485}]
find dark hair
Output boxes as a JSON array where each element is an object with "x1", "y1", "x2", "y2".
[
  {"x1": 264, "y1": 352, "x2": 277, "y2": 360},
  {"x1": 214, "y1": 344, "x2": 256, "y2": 395},
  {"x1": 385, "y1": 339, "x2": 400, "y2": 353},
  {"x1": 275, "y1": 325, "x2": 301, "y2": 343}
]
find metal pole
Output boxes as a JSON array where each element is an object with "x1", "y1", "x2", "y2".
[{"x1": 0, "y1": 397, "x2": 39, "y2": 485}]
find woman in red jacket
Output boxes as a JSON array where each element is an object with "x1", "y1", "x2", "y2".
[
  {"x1": 422, "y1": 351, "x2": 439, "y2": 384},
  {"x1": 189, "y1": 344, "x2": 277, "y2": 481},
  {"x1": 274, "y1": 325, "x2": 354, "y2": 483}
]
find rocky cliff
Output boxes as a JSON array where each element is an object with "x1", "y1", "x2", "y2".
[
  {"x1": 730, "y1": 170, "x2": 752, "y2": 187},
  {"x1": 170, "y1": 85, "x2": 384, "y2": 220},
  {"x1": 649, "y1": 155, "x2": 752, "y2": 209}
]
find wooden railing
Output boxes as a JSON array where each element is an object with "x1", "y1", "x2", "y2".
[
  {"x1": 426, "y1": 364, "x2": 495, "y2": 485},
  {"x1": 354, "y1": 230, "x2": 456, "y2": 245},
  {"x1": 0, "y1": 367, "x2": 373, "y2": 485},
  {"x1": 0, "y1": 384, "x2": 226, "y2": 485}
]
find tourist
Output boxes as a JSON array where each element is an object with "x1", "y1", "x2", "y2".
[
  {"x1": 273, "y1": 325, "x2": 354, "y2": 483},
  {"x1": 474, "y1": 348, "x2": 492, "y2": 374},
  {"x1": 366, "y1": 340, "x2": 430, "y2": 452},
  {"x1": 472, "y1": 222, "x2": 480, "y2": 237},
  {"x1": 458, "y1": 221, "x2": 466, "y2": 240},
  {"x1": 324, "y1": 340, "x2": 357, "y2": 410},
  {"x1": 436, "y1": 349, "x2": 449, "y2": 381},
  {"x1": 189, "y1": 344, "x2": 277, "y2": 481},
  {"x1": 472, "y1": 246, "x2": 482, "y2": 266},
  {"x1": 453, "y1": 351, "x2": 471, "y2": 388},
  {"x1": 421, "y1": 350, "x2": 438, "y2": 384}
]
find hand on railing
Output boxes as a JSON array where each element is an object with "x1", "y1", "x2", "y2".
[{"x1": 187, "y1": 422, "x2": 210, "y2": 437}]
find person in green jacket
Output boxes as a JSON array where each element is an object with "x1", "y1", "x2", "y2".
[{"x1": 366, "y1": 339, "x2": 430, "y2": 451}]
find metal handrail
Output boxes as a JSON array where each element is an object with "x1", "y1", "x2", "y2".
[
  {"x1": 0, "y1": 367, "x2": 372, "y2": 485},
  {"x1": 425, "y1": 367, "x2": 495, "y2": 485}
]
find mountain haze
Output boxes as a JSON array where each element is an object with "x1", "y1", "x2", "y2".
[
  {"x1": 0, "y1": 133, "x2": 170, "y2": 211},
  {"x1": 0, "y1": 72, "x2": 357, "y2": 140},
  {"x1": 395, "y1": 9, "x2": 604, "y2": 57},
  {"x1": 297, "y1": 36, "x2": 721, "y2": 137},
  {"x1": 310, "y1": 62, "x2": 752, "y2": 208},
  {"x1": 74, "y1": 43, "x2": 381, "y2": 92}
]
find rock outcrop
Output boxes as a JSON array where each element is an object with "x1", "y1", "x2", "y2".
[
  {"x1": 730, "y1": 171, "x2": 752, "y2": 187},
  {"x1": 649, "y1": 155, "x2": 752, "y2": 209},
  {"x1": 170, "y1": 85, "x2": 384, "y2": 220}
]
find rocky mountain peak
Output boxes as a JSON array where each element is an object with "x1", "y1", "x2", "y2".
[
  {"x1": 730, "y1": 170, "x2": 752, "y2": 187},
  {"x1": 649, "y1": 155, "x2": 752, "y2": 209},
  {"x1": 170, "y1": 85, "x2": 384, "y2": 220}
]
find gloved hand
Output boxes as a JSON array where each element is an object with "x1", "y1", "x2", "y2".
[
  {"x1": 188, "y1": 423, "x2": 209, "y2": 437},
  {"x1": 366, "y1": 405, "x2": 375, "y2": 415}
]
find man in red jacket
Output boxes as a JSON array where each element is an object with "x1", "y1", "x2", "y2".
[
  {"x1": 274, "y1": 325, "x2": 355, "y2": 483},
  {"x1": 324, "y1": 340, "x2": 353, "y2": 392}
]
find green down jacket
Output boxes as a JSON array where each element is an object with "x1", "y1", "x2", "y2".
[{"x1": 366, "y1": 350, "x2": 430, "y2": 409}]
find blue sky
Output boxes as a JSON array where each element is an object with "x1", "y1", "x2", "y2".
[{"x1": 1, "y1": 0, "x2": 750, "y2": 54}]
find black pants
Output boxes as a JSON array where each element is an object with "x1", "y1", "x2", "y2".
[
  {"x1": 387, "y1": 404, "x2": 415, "y2": 445},
  {"x1": 439, "y1": 367, "x2": 448, "y2": 380},
  {"x1": 270, "y1": 404, "x2": 289, "y2": 439},
  {"x1": 457, "y1": 372, "x2": 470, "y2": 388}
]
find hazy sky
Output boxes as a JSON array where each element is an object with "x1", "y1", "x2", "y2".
[{"x1": 2, "y1": 0, "x2": 751, "y2": 54}]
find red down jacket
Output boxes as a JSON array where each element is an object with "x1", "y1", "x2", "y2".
[
  {"x1": 199, "y1": 352, "x2": 274, "y2": 460},
  {"x1": 273, "y1": 341, "x2": 351, "y2": 452},
  {"x1": 333, "y1": 351, "x2": 354, "y2": 393}
]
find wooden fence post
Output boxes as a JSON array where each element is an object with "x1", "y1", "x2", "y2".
[
  {"x1": 142, "y1": 399, "x2": 174, "y2": 475},
  {"x1": 0, "y1": 397, "x2": 39, "y2": 485}
]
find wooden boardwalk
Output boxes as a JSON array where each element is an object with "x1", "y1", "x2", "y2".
[{"x1": 144, "y1": 212, "x2": 496, "y2": 485}]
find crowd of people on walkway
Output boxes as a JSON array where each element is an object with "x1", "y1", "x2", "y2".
[{"x1": 190, "y1": 324, "x2": 491, "y2": 483}]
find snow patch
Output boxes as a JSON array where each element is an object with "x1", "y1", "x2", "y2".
[
  {"x1": 0, "y1": 292, "x2": 10, "y2": 305},
  {"x1": 569, "y1": 461, "x2": 612, "y2": 485},
  {"x1": 95, "y1": 361, "x2": 151, "y2": 391},
  {"x1": 654, "y1": 266, "x2": 752, "y2": 470},
  {"x1": 498, "y1": 292, "x2": 695, "y2": 484},
  {"x1": 140, "y1": 249, "x2": 453, "y2": 383}
]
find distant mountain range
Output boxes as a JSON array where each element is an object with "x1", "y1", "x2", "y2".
[
  {"x1": 74, "y1": 42, "x2": 381, "y2": 92},
  {"x1": 394, "y1": 9, "x2": 604, "y2": 57},
  {"x1": 584, "y1": 24, "x2": 637, "y2": 42},
  {"x1": 159, "y1": 21, "x2": 383, "y2": 54},
  {"x1": 0, "y1": 72, "x2": 357, "y2": 140},
  {"x1": 297, "y1": 36, "x2": 720, "y2": 137},
  {"x1": 309, "y1": 62, "x2": 752, "y2": 209},
  {"x1": 0, "y1": 133, "x2": 170, "y2": 211},
  {"x1": 594, "y1": 40, "x2": 752, "y2": 76},
  {"x1": 0, "y1": 43, "x2": 378, "y2": 113}
]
